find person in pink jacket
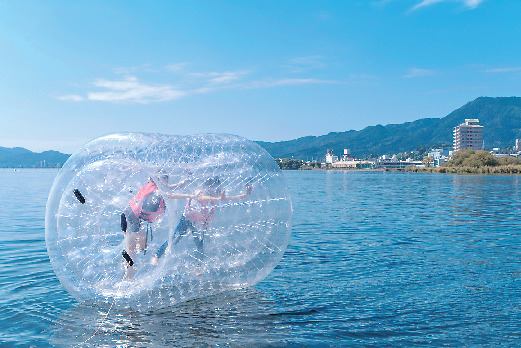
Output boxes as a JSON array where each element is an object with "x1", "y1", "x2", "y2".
[{"x1": 121, "y1": 170, "x2": 190, "y2": 279}]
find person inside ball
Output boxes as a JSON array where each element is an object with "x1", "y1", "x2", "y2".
[
  {"x1": 150, "y1": 176, "x2": 253, "y2": 274},
  {"x1": 121, "y1": 169, "x2": 191, "y2": 279}
]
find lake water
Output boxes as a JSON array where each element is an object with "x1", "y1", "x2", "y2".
[{"x1": 0, "y1": 169, "x2": 520, "y2": 347}]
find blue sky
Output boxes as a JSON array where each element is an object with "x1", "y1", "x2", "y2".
[{"x1": 1, "y1": 0, "x2": 520, "y2": 153}]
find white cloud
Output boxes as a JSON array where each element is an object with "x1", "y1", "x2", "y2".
[
  {"x1": 284, "y1": 55, "x2": 327, "y2": 73},
  {"x1": 86, "y1": 76, "x2": 185, "y2": 104},
  {"x1": 57, "y1": 94, "x2": 84, "y2": 101},
  {"x1": 190, "y1": 70, "x2": 249, "y2": 84},
  {"x1": 483, "y1": 67, "x2": 521, "y2": 73},
  {"x1": 113, "y1": 66, "x2": 137, "y2": 75},
  {"x1": 463, "y1": 0, "x2": 484, "y2": 8},
  {"x1": 411, "y1": 0, "x2": 485, "y2": 11},
  {"x1": 165, "y1": 63, "x2": 248, "y2": 85},
  {"x1": 210, "y1": 71, "x2": 247, "y2": 84},
  {"x1": 114, "y1": 64, "x2": 158, "y2": 74},
  {"x1": 247, "y1": 78, "x2": 337, "y2": 88},
  {"x1": 412, "y1": 0, "x2": 445, "y2": 10},
  {"x1": 164, "y1": 63, "x2": 189, "y2": 72},
  {"x1": 403, "y1": 67, "x2": 436, "y2": 78},
  {"x1": 57, "y1": 64, "x2": 338, "y2": 104}
]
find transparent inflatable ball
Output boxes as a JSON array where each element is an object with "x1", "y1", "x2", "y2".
[{"x1": 45, "y1": 133, "x2": 292, "y2": 309}]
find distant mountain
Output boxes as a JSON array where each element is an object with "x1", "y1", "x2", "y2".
[
  {"x1": 3, "y1": 97, "x2": 521, "y2": 166},
  {"x1": 256, "y1": 97, "x2": 521, "y2": 160},
  {"x1": 0, "y1": 147, "x2": 70, "y2": 168}
]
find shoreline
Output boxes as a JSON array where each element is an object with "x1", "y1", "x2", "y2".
[
  {"x1": 290, "y1": 167, "x2": 385, "y2": 172},
  {"x1": 1, "y1": 167, "x2": 60, "y2": 170},
  {"x1": 402, "y1": 165, "x2": 521, "y2": 175},
  {"x1": 279, "y1": 166, "x2": 521, "y2": 175},
  {"x1": 7, "y1": 166, "x2": 521, "y2": 176}
]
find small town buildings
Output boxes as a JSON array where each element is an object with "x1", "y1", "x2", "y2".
[
  {"x1": 340, "y1": 149, "x2": 354, "y2": 161},
  {"x1": 428, "y1": 148, "x2": 452, "y2": 167},
  {"x1": 453, "y1": 119, "x2": 483, "y2": 151},
  {"x1": 490, "y1": 146, "x2": 520, "y2": 159},
  {"x1": 323, "y1": 149, "x2": 424, "y2": 169},
  {"x1": 325, "y1": 149, "x2": 374, "y2": 168},
  {"x1": 428, "y1": 149, "x2": 451, "y2": 158}
]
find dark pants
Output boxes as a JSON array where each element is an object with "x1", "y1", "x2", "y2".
[
  {"x1": 155, "y1": 215, "x2": 205, "y2": 261},
  {"x1": 122, "y1": 206, "x2": 157, "y2": 254}
]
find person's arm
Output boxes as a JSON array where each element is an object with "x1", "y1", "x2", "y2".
[
  {"x1": 217, "y1": 185, "x2": 253, "y2": 201},
  {"x1": 164, "y1": 169, "x2": 193, "y2": 190},
  {"x1": 192, "y1": 190, "x2": 221, "y2": 202},
  {"x1": 167, "y1": 177, "x2": 191, "y2": 190},
  {"x1": 164, "y1": 192, "x2": 194, "y2": 199}
]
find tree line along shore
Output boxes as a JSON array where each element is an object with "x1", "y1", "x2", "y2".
[{"x1": 406, "y1": 150, "x2": 521, "y2": 174}]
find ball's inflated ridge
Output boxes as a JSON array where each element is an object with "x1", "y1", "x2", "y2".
[{"x1": 45, "y1": 133, "x2": 292, "y2": 309}]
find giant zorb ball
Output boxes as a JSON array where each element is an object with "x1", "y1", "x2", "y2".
[{"x1": 45, "y1": 133, "x2": 292, "y2": 309}]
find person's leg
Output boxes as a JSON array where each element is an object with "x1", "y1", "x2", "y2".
[
  {"x1": 192, "y1": 228, "x2": 206, "y2": 263},
  {"x1": 135, "y1": 229, "x2": 147, "y2": 251},
  {"x1": 122, "y1": 208, "x2": 141, "y2": 278},
  {"x1": 173, "y1": 215, "x2": 194, "y2": 245},
  {"x1": 124, "y1": 232, "x2": 137, "y2": 279},
  {"x1": 154, "y1": 240, "x2": 169, "y2": 260},
  {"x1": 152, "y1": 215, "x2": 191, "y2": 264}
]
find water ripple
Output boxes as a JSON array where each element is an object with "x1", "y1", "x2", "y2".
[{"x1": 1, "y1": 170, "x2": 521, "y2": 346}]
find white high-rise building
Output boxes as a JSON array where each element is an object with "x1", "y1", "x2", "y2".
[{"x1": 453, "y1": 119, "x2": 483, "y2": 151}]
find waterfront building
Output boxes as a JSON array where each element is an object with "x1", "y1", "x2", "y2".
[
  {"x1": 325, "y1": 149, "x2": 338, "y2": 164},
  {"x1": 332, "y1": 159, "x2": 374, "y2": 169},
  {"x1": 374, "y1": 157, "x2": 423, "y2": 169},
  {"x1": 434, "y1": 157, "x2": 447, "y2": 167},
  {"x1": 325, "y1": 148, "x2": 374, "y2": 168},
  {"x1": 453, "y1": 119, "x2": 483, "y2": 151}
]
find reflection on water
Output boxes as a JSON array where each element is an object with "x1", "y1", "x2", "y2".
[
  {"x1": 450, "y1": 174, "x2": 521, "y2": 224},
  {"x1": 51, "y1": 288, "x2": 285, "y2": 347}
]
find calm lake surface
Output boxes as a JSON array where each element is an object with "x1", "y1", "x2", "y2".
[{"x1": 0, "y1": 169, "x2": 520, "y2": 347}]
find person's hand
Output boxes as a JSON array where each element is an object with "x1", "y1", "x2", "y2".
[
  {"x1": 181, "y1": 177, "x2": 191, "y2": 187},
  {"x1": 245, "y1": 185, "x2": 253, "y2": 195},
  {"x1": 220, "y1": 190, "x2": 226, "y2": 200},
  {"x1": 175, "y1": 169, "x2": 192, "y2": 188}
]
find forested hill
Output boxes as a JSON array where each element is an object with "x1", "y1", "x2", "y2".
[
  {"x1": 0, "y1": 147, "x2": 70, "y2": 168},
  {"x1": 257, "y1": 97, "x2": 521, "y2": 160}
]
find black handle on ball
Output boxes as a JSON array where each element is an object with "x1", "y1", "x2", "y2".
[
  {"x1": 122, "y1": 250, "x2": 134, "y2": 267},
  {"x1": 73, "y1": 189, "x2": 86, "y2": 204},
  {"x1": 121, "y1": 213, "x2": 127, "y2": 232}
]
